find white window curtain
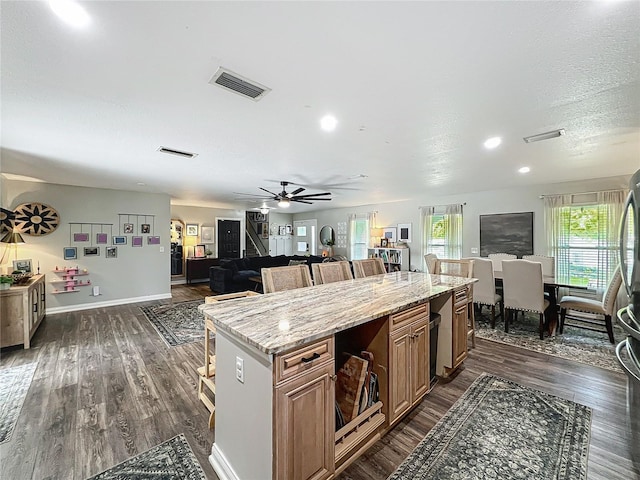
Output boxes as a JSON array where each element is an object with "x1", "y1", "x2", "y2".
[
  {"x1": 544, "y1": 190, "x2": 627, "y2": 290},
  {"x1": 348, "y1": 212, "x2": 373, "y2": 260},
  {"x1": 420, "y1": 204, "x2": 463, "y2": 262}
]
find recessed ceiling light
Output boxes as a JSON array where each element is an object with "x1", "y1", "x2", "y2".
[
  {"x1": 483, "y1": 137, "x2": 502, "y2": 149},
  {"x1": 519, "y1": 166, "x2": 531, "y2": 174},
  {"x1": 136, "y1": 182, "x2": 146, "y2": 186},
  {"x1": 49, "y1": 0, "x2": 91, "y2": 28},
  {"x1": 320, "y1": 115, "x2": 337, "y2": 132}
]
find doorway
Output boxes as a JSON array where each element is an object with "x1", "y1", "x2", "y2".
[
  {"x1": 293, "y1": 219, "x2": 317, "y2": 256},
  {"x1": 217, "y1": 218, "x2": 244, "y2": 259},
  {"x1": 170, "y1": 219, "x2": 184, "y2": 276}
]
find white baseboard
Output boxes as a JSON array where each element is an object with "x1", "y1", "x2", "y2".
[
  {"x1": 210, "y1": 443, "x2": 241, "y2": 480},
  {"x1": 45, "y1": 293, "x2": 172, "y2": 315}
]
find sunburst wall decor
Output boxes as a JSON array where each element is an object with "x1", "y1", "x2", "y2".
[
  {"x1": 13, "y1": 203, "x2": 60, "y2": 236},
  {"x1": 0, "y1": 207, "x2": 15, "y2": 233}
]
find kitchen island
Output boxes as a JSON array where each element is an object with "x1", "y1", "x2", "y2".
[{"x1": 200, "y1": 271, "x2": 475, "y2": 480}]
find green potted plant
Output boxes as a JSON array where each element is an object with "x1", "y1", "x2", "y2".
[
  {"x1": 205, "y1": 249, "x2": 213, "y2": 258},
  {"x1": 0, "y1": 275, "x2": 13, "y2": 290}
]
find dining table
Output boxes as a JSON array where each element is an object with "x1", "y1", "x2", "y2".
[{"x1": 493, "y1": 270, "x2": 591, "y2": 336}]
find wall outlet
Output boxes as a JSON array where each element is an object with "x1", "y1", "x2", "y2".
[
  {"x1": 471, "y1": 247, "x2": 479, "y2": 254},
  {"x1": 235, "y1": 356, "x2": 244, "y2": 383},
  {"x1": 159, "y1": 246, "x2": 165, "y2": 253}
]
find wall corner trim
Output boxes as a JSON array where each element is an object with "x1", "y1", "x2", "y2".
[
  {"x1": 210, "y1": 443, "x2": 241, "y2": 480},
  {"x1": 45, "y1": 293, "x2": 172, "y2": 315}
]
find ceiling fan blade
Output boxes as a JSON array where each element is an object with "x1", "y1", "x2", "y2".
[
  {"x1": 233, "y1": 192, "x2": 273, "y2": 197},
  {"x1": 290, "y1": 187, "x2": 305, "y2": 196},
  {"x1": 292, "y1": 199, "x2": 313, "y2": 204},
  {"x1": 294, "y1": 197, "x2": 332, "y2": 201},
  {"x1": 292, "y1": 192, "x2": 332, "y2": 198},
  {"x1": 259, "y1": 187, "x2": 280, "y2": 197}
]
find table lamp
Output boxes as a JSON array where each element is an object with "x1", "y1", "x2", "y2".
[{"x1": 1, "y1": 231, "x2": 25, "y2": 262}]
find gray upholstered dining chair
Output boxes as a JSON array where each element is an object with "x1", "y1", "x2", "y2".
[
  {"x1": 424, "y1": 253, "x2": 438, "y2": 274},
  {"x1": 352, "y1": 258, "x2": 386, "y2": 278},
  {"x1": 501, "y1": 259, "x2": 550, "y2": 340},
  {"x1": 559, "y1": 265, "x2": 622, "y2": 344},
  {"x1": 522, "y1": 255, "x2": 555, "y2": 276},
  {"x1": 261, "y1": 264, "x2": 313, "y2": 293},
  {"x1": 467, "y1": 257, "x2": 503, "y2": 328},
  {"x1": 312, "y1": 261, "x2": 353, "y2": 285},
  {"x1": 488, "y1": 253, "x2": 516, "y2": 272}
]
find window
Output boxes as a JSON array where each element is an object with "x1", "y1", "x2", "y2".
[
  {"x1": 349, "y1": 216, "x2": 369, "y2": 260},
  {"x1": 545, "y1": 190, "x2": 626, "y2": 290},
  {"x1": 421, "y1": 204, "x2": 463, "y2": 261}
]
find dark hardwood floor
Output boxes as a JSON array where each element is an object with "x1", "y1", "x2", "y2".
[{"x1": 1, "y1": 283, "x2": 637, "y2": 480}]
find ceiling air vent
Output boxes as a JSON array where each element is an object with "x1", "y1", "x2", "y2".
[
  {"x1": 157, "y1": 146, "x2": 198, "y2": 159},
  {"x1": 209, "y1": 67, "x2": 271, "y2": 101},
  {"x1": 523, "y1": 128, "x2": 566, "y2": 143}
]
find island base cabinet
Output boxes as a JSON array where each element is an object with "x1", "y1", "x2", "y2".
[{"x1": 274, "y1": 362, "x2": 335, "y2": 480}]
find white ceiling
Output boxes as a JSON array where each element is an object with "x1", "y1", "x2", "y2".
[{"x1": 1, "y1": 1, "x2": 639, "y2": 213}]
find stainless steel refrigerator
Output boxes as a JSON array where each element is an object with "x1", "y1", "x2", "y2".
[{"x1": 617, "y1": 168, "x2": 640, "y2": 467}]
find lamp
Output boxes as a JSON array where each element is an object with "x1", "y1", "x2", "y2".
[
  {"x1": 370, "y1": 228, "x2": 383, "y2": 247},
  {"x1": 1, "y1": 231, "x2": 25, "y2": 263},
  {"x1": 278, "y1": 198, "x2": 290, "y2": 208},
  {"x1": 260, "y1": 207, "x2": 270, "y2": 215}
]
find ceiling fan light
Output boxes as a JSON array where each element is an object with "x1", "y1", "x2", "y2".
[
  {"x1": 278, "y1": 198, "x2": 290, "y2": 208},
  {"x1": 260, "y1": 207, "x2": 269, "y2": 214}
]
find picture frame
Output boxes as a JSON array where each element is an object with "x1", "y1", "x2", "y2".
[
  {"x1": 380, "y1": 238, "x2": 389, "y2": 248},
  {"x1": 123, "y1": 223, "x2": 134, "y2": 234},
  {"x1": 278, "y1": 226, "x2": 286, "y2": 236},
  {"x1": 106, "y1": 246, "x2": 117, "y2": 258},
  {"x1": 73, "y1": 232, "x2": 89, "y2": 242},
  {"x1": 96, "y1": 233, "x2": 108, "y2": 244},
  {"x1": 84, "y1": 247, "x2": 99, "y2": 256},
  {"x1": 186, "y1": 223, "x2": 198, "y2": 236},
  {"x1": 397, "y1": 223, "x2": 412, "y2": 243},
  {"x1": 287, "y1": 225, "x2": 294, "y2": 235},
  {"x1": 63, "y1": 247, "x2": 77, "y2": 260},
  {"x1": 132, "y1": 236, "x2": 143, "y2": 247},
  {"x1": 113, "y1": 236, "x2": 127, "y2": 245},
  {"x1": 382, "y1": 227, "x2": 397, "y2": 243},
  {"x1": 13, "y1": 259, "x2": 32, "y2": 273},
  {"x1": 261, "y1": 223, "x2": 269, "y2": 239},
  {"x1": 141, "y1": 224, "x2": 151, "y2": 234},
  {"x1": 194, "y1": 244, "x2": 205, "y2": 258},
  {"x1": 201, "y1": 226, "x2": 214, "y2": 242},
  {"x1": 480, "y1": 212, "x2": 534, "y2": 258},
  {"x1": 147, "y1": 236, "x2": 161, "y2": 245}
]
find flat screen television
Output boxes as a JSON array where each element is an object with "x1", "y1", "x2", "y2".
[{"x1": 480, "y1": 212, "x2": 534, "y2": 258}]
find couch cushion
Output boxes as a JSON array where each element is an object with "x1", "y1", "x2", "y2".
[{"x1": 233, "y1": 269, "x2": 260, "y2": 282}]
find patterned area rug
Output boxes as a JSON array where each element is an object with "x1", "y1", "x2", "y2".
[
  {"x1": 140, "y1": 300, "x2": 205, "y2": 347},
  {"x1": 475, "y1": 308, "x2": 623, "y2": 372},
  {"x1": 0, "y1": 362, "x2": 37, "y2": 444},
  {"x1": 388, "y1": 374, "x2": 591, "y2": 480},
  {"x1": 87, "y1": 433, "x2": 205, "y2": 479}
]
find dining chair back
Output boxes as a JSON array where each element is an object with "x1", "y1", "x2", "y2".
[
  {"x1": 312, "y1": 261, "x2": 353, "y2": 285},
  {"x1": 424, "y1": 253, "x2": 438, "y2": 274},
  {"x1": 465, "y1": 257, "x2": 503, "y2": 328},
  {"x1": 522, "y1": 255, "x2": 555, "y2": 276},
  {"x1": 261, "y1": 264, "x2": 313, "y2": 293},
  {"x1": 352, "y1": 258, "x2": 386, "y2": 278},
  {"x1": 501, "y1": 259, "x2": 550, "y2": 339},
  {"x1": 488, "y1": 253, "x2": 516, "y2": 272},
  {"x1": 559, "y1": 265, "x2": 622, "y2": 343},
  {"x1": 436, "y1": 259, "x2": 474, "y2": 278}
]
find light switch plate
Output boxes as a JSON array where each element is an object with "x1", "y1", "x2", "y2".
[
  {"x1": 471, "y1": 247, "x2": 478, "y2": 254},
  {"x1": 235, "y1": 356, "x2": 244, "y2": 383},
  {"x1": 159, "y1": 246, "x2": 165, "y2": 253}
]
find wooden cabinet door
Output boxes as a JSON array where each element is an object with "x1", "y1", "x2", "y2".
[
  {"x1": 274, "y1": 362, "x2": 335, "y2": 480},
  {"x1": 452, "y1": 304, "x2": 468, "y2": 367},
  {"x1": 410, "y1": 318, "x2": 430, "y2": 403},
  {"x1": 389, "y1": 327, "x2": 411, "y2": 423}
]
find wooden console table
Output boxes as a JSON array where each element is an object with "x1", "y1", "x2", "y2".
[
  {"x1": 201, "y1": 271, "x2": 475, "y2": 480},
  {"x1": 186, "y1": 257, "x2": 220, "y2": 284},
  {"x1": 0, "y1": 274, "x2": 46, "y2": 349}
]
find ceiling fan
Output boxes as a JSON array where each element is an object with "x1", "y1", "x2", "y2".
[{"x1": 235, "y1": 181, "x2": 332, "y2": 209}]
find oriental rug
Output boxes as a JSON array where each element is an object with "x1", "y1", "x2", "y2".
[
  {"x1": 140, "y1": 300, "x2": 205, "y2": 347},
  {"x1": 475, "y1": 309, "x2": 623, "y2": 372},
  {"x1": 388, "y1": 374, "x2": 591, "y2": 480},
  {"x1": 0, "y1": 362, "x2": 37, "y2": 444},
  {"x1": 87, "y1": 434, "x2": 205, "y2": 480}
]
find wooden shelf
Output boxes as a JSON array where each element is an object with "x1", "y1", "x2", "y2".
[
  {"x1": 335, "y1": 401, "x2": 385, "y2": 464},
  {"x1": 52, "y1": 289, "x2": 80, "y2": 294}
]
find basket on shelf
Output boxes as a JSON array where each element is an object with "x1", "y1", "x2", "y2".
[{"x1": 11, "y1": 272, "x2": 33, "y2": 285}]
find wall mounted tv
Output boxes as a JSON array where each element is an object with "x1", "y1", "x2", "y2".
[{"x1": 479, "y1": 212, "x2": 534, "y2": 258}]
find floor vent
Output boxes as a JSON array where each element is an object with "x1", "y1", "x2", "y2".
[
  {"x1": 157, "y1": 146, "x2": 198, "y2": 159},
  {"x1": 209, "y1": 67, "x2": 270, "y2": 101}
]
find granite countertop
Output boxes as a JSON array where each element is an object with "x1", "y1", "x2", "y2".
[{"x1": 200, "y1": 271, "x2": 475, "y2": 355}]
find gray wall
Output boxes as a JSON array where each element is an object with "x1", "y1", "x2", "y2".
[
  {"x1": 2, "y1": 179, "x2": 171, "y2": 313},
  {"x1": 294, "y1": 175, "x2": 631, "y2": 270}
]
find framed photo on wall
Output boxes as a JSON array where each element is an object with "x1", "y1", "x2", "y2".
[
  {"x1": 63, "y1": 247, "x2": 77, "y2": 260},
  {"x1": 397, "y1": 223, "x2": 411, "y2": 243},
  {"x1": 380, "y1": 238, "x2": 389, "y2": 248},
  {"x1": 132, "y1": 236, "x2": 143, "y2": 247},
  {"x1": 106, "y1": 246, "x2": 117, "y2": 258},
  {"x1": 113, "y1": 236, "x2": 127, "y2": 245},
  {"x1": 201, "y1": 226, "x2": 214, "y2": 242},
  {"x1": 84, "y1": 247, "x2": 99, "y2": 256},
  {"x1": 186, "y1": 223, "x2": 198, "y2": 236},
  {"x1": 383, "y1": 227, "x2": 397, "y2": 243}
]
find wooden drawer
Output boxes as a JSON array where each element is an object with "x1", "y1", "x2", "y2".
[
  {"x1": 453, "y1": 286, "x2": 471, "y2": 306},
  {"x1": 390, "y1": 303, "x2": 429, "y2": 332},
  {"x1": 275, "y1": 336, "x2": 334, "y2": 384}
]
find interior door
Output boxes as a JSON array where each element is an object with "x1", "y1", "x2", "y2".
[
  {"x1": 293, "y1": 220, "x2": 317, "y2": 256},
  {"x1": 218, "y1": 219, "x2": 241, "y2": 259}
]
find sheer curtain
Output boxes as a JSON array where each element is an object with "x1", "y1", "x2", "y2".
[
  {"x1": 348, "y1": 212, "x2": 374, "y2": 260},
  {"x1": 544, "y1": 194, "x2": 572, "y2": 282},
  {"x1": 445, "y1": 204, "x2": 463, "y2": 259},
  {"x1": 420, "y1": 206, "x2": 435, "y2": 261},
  {"x1": 420, "y1": 204, "x2": 463, "y2": 263}
]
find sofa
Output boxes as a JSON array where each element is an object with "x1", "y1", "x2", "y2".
[{"x1": 209, "y1": 255, "x2": 325, "y2": 293}]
